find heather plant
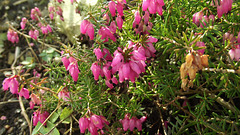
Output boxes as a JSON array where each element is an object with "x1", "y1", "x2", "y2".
[{"x1": 2, "y1": 0, "x2": 240, "y2": 134}]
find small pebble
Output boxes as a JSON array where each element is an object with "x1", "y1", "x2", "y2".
[
  {"x1": 7, "y1": 127, "x2": 14, "y2": 134},
  {"x1": 4, "y1": 125, "x2": 10, "y2": 129},
  {"x1": 15, "y1": 109, "x2": 21, "y2": 113}
]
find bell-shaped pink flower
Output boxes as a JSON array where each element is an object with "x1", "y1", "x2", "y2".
[
  {"x1": 237, "y1": 31, "x2": 240, "y2": 43},
  {"x1": 132, "y1": 10, "x2": 141, "y2": 28},
  {"x1": 80, "y1": 20, "x2": 90, "y2": 34},
  {"x1": 19, "y1": 88, "x2": 29, "y2": 99},
  {"x1": 103, "y1": 63, "x2": 112, "y2": 80},
  {"x1": 62, "y1": 56, "x2": 70, "y2": 70},
  {"x1": 79, "y1": 117, "x2": 89, "y2": 133},
  {"x1": 116, "y1": 15, "x2": 123, "y2": 30},
  {"x1": 193, "y1": 11, "x2": 204, "y2": 26},
  {"x1": 90, "y1": 115, "x2": 105, "y2": 129},
  {"x1": 67, "y1": 57, "x2": 80, "y2": 82},
  {"x1": 33, "y1": 110, "x2": 49, "y2": 126},
  {"x1": 2, "y1": 76, "x2": 19, "y2": 94},
  {"x1": 116, "y1": 2, "x2": 124, "y2": 16},
  {"x1": 148, "y1": 0, "x2": 157, "y2": 14},
  {"x1": 103, "y1": 48, "x2": 113, "y2": 61},
  {"x1": 129, "y1": 117, "x2": 137, "y2": 131},
  {"x1": 109, "y1": 1, "x2": 116, "y2": 17},
  {"x1": 91, "y1": 62, "x2": 103, "y2": 80},
  {"x1": 20, "y1": 17, "x2": 27, "y2": 30},
  {"x1": 7, "y1": 29, "x2": 19, "y2": 44},
  {"x1": 122, "y1": 62, "x2": 130, "y2": 80},
  {"x1": 129, "y1": 61, "x2": 141, "y2": 74},
  {"x1": 234, "y1": 48, "x2": 240, "y2": 61},
  {"x1": 109, "y1": 21, "x2": 117, "y2": 33},
  {"x1": 88, "y1": 122, "x2": 98, "y2": 135},
  {"x1": 94, "y1": 48, "x2": 104, "y2": 60},
  {"x1": 31, "y1": 7, "x2": 41, "y2": 21},
  {"x1": 120, "y1": 114, "x2": 130, "y2": 131},
  {"x1": 142, "y1": 0, "x2": 150, "y2": 11},
  {"x1": 58, "y1": 90, "x2": 70, "y2": 101},
  {"x1": 30, "y1": 93, "x2": 42, "y2": 105},
  {"x1": 29, "y1": 29, "x2": 39, "y2": 40}
]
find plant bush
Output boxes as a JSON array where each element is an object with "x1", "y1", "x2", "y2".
[{"x1": 2, "y1": 0, "x2": 240, "y2": 134}]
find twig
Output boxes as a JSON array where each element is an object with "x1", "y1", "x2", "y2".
[
  {"x1": 0, "y1": 100, "x2": 20, "y2": 105},
  {"x1": 19, "y1": 96, "x2": 32, "y2": 135}
]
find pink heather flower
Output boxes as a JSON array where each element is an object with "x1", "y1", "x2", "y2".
[
  {"x1": 142, "y1": 0, "x2": 150, "y2": 11},
  {"x1": 70, "y1": 0, "x2": 76, "y2": 4},
  {"x1": 7, "y1": 29, "x2": 19, "y2": 44},
  {"x1": 67, "y1": 57, "x2": 80, "y2": 82},
  {"x1": 62, "y1": 56, "x2": 70, "y2": 69},
  {"x1": 148, "y1": 0, "x2": 156, "y2": 14},
  {"x1": 238, "y1": 31, "x2": 240, "y2": 43},
  {"x1": 29, "y1": 29, "x2": 39, "y2": 40},
  {"x1": 57, "y1": 0, "x2": 64, "y2": 3},
  {"x1": 98, "y1": 26, "x2": 116, "y2": 42},
  {"x1": 58, "y1": 90, "x2": 70, "y2": 101},
  {"x1": 30, "y1": 93, "x2": 42, "y2": 105},
  {"x1": 31, "y1": 7, "x2": 41, "y2": 21},
  {"x1": 19, "y1": 88, "x2": 29, "y2": 99},
  {"x1": 116, "y1": 15, "x2": 123, "y2": 29},
  {"x1": 91, "y1": 62, "x2": 104, "y2": 80},
  {"x1": 41, "y1": 25, "x2": 52, "y2": 35},
  {"x1": 103, "y1": 48, "x2": 113, "y2": 61},
  {"x1": 133, "y1": 10, "x2": 141, "y2": 28},
  {"x1": 90, "y1": 115, "x2": 105, "y2": 129},
  {"x1": 143, "y1": 11, "x2": 150, "y2": 24},
  {"x1": 109, "y1": 21, "x2": 117, "y2": 33},
  {"x1": 103, "y1": 13, "x2": 110, "y2": 24},
  {"x1": 2, "y1": 76, "x2": 19, "y2": 94},
  {"x1": 33, "y1": 110, "x2": 49, "y2": 126},
  {"x1": 120, "y1": 114, "x2": 146, "y2": 131},
  {"x1": 29, "y1": 101, "x2": 35, "y2": 109},
  {"x1": 80, "y1": 20, "x2": 95, "y2": 40},
  {"x1": 216, "y1": 0, "x2": 233, "y2": 18},
  {"x1": 109, "y1": 1, "x2": 116, "y2": 17},
  {"x1": 94, "y1": 48, "x2": 104, "y2": 60},
  {"x1": 196, "y1": 41, "x2": 206, "y2": 55},
  {"x1": 193, "y1": 11, "x2": 204, "y2": 26},
  {"x1": 116, "y1": 1, "x2": 124, "y2": 16},
  {"x1": 88, "y1": 122, "x2": 98, "y2": 135},
  {"x1": 79, "y1": 117, "x2": 89, "y2": 133},
  {"x1": 20, "y1": 17, "x2": 27, "y2": 30},
  {"x1": 229, "y1": 47, "x2": 240, "y2": 61}
]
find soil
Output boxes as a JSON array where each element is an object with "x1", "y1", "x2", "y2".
[{"x1": 0, "y1": 0, "x2": 47, "y2": 134}]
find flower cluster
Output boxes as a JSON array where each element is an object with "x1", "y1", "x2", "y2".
[
  {"x1": 31, "y1": 7, "x2": 42, "y2": 21},
  {"x1": 142, "y1": 0, "x2": 165, "y2": 15},
  {"x1": 192, "y1": 11, "x2": 215, "y2": 28},
  {"x1": 7, "y1": 29, "x2": 19, "y2": 44},
  {"x1": 120, "y1": 114, "x2": 147, "y2": 131},
  {"x1": 62, "y1": 56, "x2": 80, "y2": 82},
  {"x1": 2, "y1": 75, "x2": 30, "y2": 99},
  {"x1": 40, "y1": 25, "x2": 52, "y2": 35},
  {"x1": 211, "y1": 0, "x2": 233, "y2": 18},
  {"x1": 29, "y1": 93, "x2": 42, "y2": 109},
  {"x1": 20, "y1": 17, "x2": 27, "y2": 30},
  {"x1": 58, "y1": 87, "x2": 70, "y2": 101},
  {"x1": 225, "y1": 31, "x2": 240, "y2": 61},
  {"x1": 79, "y1": 114, "x2": 109, "y2": 135},
  {"x1": 29, "y1": 29, "x2": 39, "y2": 40},
  {"x1": 80, "y1": 20, "x2": 94, "y2": 40},
  {"x1": 33, "y1": 110, "x2": 49, "y2": 126}
]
